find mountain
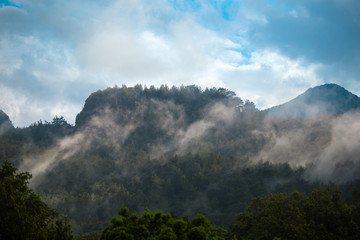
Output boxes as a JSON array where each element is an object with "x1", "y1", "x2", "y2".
[
  {"x1": 2, "y1": 84, "x2": 360, "y2": 235},
  {"x1": 0, "y1": 110, "x2": 14, "y2": 135},
  {"x1": 266, "y1": 83, "x2": 360, "y2": 119},
  {"x1": 75, "y1": 85, "x2": 246, "y2": 128}
]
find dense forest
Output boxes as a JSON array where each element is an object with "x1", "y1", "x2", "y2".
[
  {"x1": 1, "y1": 84, "x2": 360, "y2": 238},
  {"x1": 2, "y1": 161, "x2": 360, "y2": 239}
]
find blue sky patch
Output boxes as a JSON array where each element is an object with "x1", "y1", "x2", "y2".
[
  {"x1": 168, "y1": 0, "x2": 201, "y2": 12},
  {"x1": 0, "y1": 0, "x2": 21, "y2": 8}
]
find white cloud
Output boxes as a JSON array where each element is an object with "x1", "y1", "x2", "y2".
[
  {"x1": 222, "y1": 49, "x2": 323, "y2": 109},
  {"x1": 0, "y1": 85, "x2": 26, "y2": 121},
  {"x1": 251, "y1": 50, "x2": 321, "y2": 84},
  {"x1": 0, "y1": 38, "x2": 22, "y2": 75},
  {"x1": 0, "y1": 0, "x2": 358, "y2": 126},
  {"x1": 0, "y1": 82, "x2": 82, "y2": 126},
  {"x1": 75, "y1": 7, "x2": 234, "y2": 89}
]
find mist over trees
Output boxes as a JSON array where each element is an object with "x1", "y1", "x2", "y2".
[{"x1": 1, "y1": 84, "x2": 360, "y2": 237}]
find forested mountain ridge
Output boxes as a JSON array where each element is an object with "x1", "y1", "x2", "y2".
[
  {"x1": 266, "y1": 83, "x2": 360, "y2": 119},
  {"x1": 75, "y1": 84, "x2": 250, "y2": 128},
  {"x1": 72, "y1": 84, "x2": 262, "y2": 156},
  {"x1": 1, "y1": 84, "x2": 360, "y2": 236}
]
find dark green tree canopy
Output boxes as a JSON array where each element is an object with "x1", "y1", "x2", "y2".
[
  {"x1": 0, "y1": 160, "x2": 73, "y2": 240},
  {"x1": 75, "y1": 85, "x2": 250, "y2": 128},
  {"x1": 101, "y1": 207, "x2": 225, "y2": 240},
  {"x1": 229, "y1": 185, "x2": 360, "y2": 240}
]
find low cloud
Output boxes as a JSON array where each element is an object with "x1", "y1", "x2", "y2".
[
  {"x1": 19, "y1": 95, "x2": 241, "y2": 184},
  {"x1": 150, "y1": 101, "x2": 237, "y2": 158},
  {"x1": 20, "y1": 107, "x2": 138, "y2": 186},
  {"x1": 255, "y1": 111, "x2": 360, "y2": 183},
  {"x1": 307, "y1": 112, "x2": 360, "y2": 183}
]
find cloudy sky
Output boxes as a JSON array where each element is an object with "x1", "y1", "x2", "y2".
[{"x1": 0, "y1": 0, "x2": 359, "y2": 127}]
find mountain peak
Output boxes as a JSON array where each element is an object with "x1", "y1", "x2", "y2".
[
  {"x1": 267, "y1": 83, "x2": 360, "y2": 119},
  {"x1": 0, "y1": 110, "x2": 14, "y2": 134}
]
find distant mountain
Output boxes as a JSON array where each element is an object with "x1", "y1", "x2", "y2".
[
  {"x1": 0, "y1": 110, "x2": 14, "y2": 134},
  {"x1": 266, "y1": 84, "x2": 360, "y2": 119}
]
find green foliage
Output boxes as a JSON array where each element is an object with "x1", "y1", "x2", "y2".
[
  {"x1": 0, "y1": 160, "x2": 73, "y2": 240},
  {"x1": 186, "y1": 227, "x2": 207, "y2": 240},
  {"x1": 0, "y1": 115, "x2": 74, "y2": 149},
  {"x1": 75, "y1": 85, "x2": 248, "y2": 128},
  {"x1": 0, "y1": 137, "x2": 23, "y2": 165},
  {"x1": 191, "y1": 214, "x2": 211, "y2": 229},
  {"x1": 27, "y1": 116, "x2": 74, "y2": 147},
  {"x1": 100, "y1": 208, "x2": 225, "y2": 240},
  {"x1": 228, "y1": 186, "x2": 360, "y2": 240},
  {"x1": 118, "y1": 206, "x2": 130, "y2": 218}
]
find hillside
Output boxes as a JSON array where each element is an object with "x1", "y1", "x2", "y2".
[
  {"x1": 1, "y1": 84, "x2": 360, "y2": 235},
  {"x1": 75, "y1": 85, "x2": 247, "y2": 127},
  {"x1": 267, "y1": 83, "x2": 360, "y2": 119}
]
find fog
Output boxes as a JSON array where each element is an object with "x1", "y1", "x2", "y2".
[
  {"x1": 256, "y1": 111, "x2": 360, "y2": 183},
  {"x1": 19, "y1": 93, "x2": 360, "y2": 186},
  {"x1": 19, "y1": 98, "x2": 240, "y2": 187},
  {"x1": 150, "y1": 101, "x2": 237, "y2": 158},
  {"x1": 20, "y1": 106, "x2": 138, "y2": 186},
  {"x1": 307, "y1": 112, "x2": 360, "y2": 183},
  {"x1": 9, "y1": 88, "x2": 360, "y2": 234}
]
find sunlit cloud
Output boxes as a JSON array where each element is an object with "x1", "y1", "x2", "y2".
[{"x1": 0, "y1": 0, "x2": 359, "y2": 126}]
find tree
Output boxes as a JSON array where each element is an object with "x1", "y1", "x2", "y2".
[
  {"x1": 52, "y1": 116, "x2": 70, "y2": 126},
  {"x1": 100, "y1": 207, "x2": 226, "y2": 240},
  {"x1": 0, "y1": 160, "x2": 73, "y2": 240},
  {"x1": 228, "y1": 186, "x2": 360, "y2": 240}
]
